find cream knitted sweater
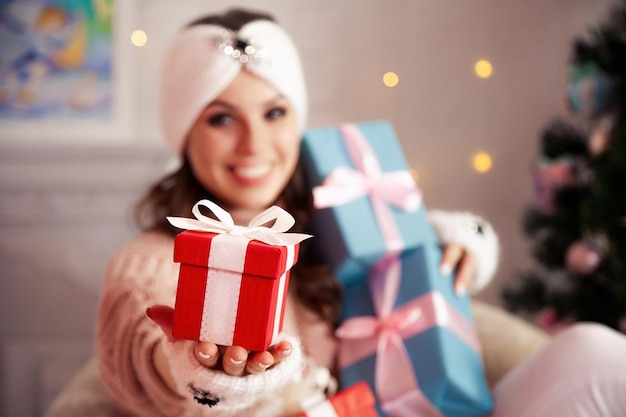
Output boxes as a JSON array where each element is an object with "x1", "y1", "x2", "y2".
[{"x1": 96, "y1": 210, "x2": 499, "y2": 416}]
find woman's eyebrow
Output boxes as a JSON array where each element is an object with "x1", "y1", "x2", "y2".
[
  {"x1": 264, "y1": 94, "x2": 287, "y2": 106},
  {"x1": 207, "y1": 94, "x2": 285, "y2": 110},
  {"x1": 206, "y1": 99, "x2": 236, "y2": 110}
]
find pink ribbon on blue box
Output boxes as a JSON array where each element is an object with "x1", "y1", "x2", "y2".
[
  {"x1": 337, "y1": 254, "x2": 481, "y2": 417},
  {"x1": 313, "y1": 123, "x2": 422, "y2": 253},
  {"x1": 314, "y1": 124, "x2": 482, "y2": 416}
]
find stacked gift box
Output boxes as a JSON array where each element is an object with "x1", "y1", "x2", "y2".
[{"x1": 301, "y1": 121, "x2": 493, "y2": 417}]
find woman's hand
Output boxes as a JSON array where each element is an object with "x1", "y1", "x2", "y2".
[
  {"x1": 146, "y1": 305, "x2": 292, "y2": 376},
  {"x1": 440, "y1": 244, "x2": 476, "y2": 296}
]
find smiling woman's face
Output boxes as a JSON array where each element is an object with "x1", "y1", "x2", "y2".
[{"x1": 185, "y1": 69, "x2": 300, "y2": 221}]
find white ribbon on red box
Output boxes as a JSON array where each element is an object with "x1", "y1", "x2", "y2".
[
  {"x1": 167, "y1": 199, "x2": 312, "y2": 246},
  {"x1": 199, "y1": 233, "x2": 295, "y2": 345}
]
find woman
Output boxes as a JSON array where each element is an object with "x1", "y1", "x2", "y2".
[{"x1": 47, "y1": 8, "x2": 626, "y2": 417}]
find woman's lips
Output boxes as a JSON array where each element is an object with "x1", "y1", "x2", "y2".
[{"x1": 230, "y1": 163, "x2": 272, "y2": 183}]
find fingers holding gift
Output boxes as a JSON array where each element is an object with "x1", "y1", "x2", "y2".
[
  {"x1": 194, "y1": 339, "x2": 293, "y2": 375},
  {"x1": 440, "y1": 244, "x2": 476, "y2": 296},
  {"x1": 268, "y1": 339, "x2": 293, "y2": 366},
  {"x1": 245, "y1": 350, "x2": 274, "y2": 374},
  {"x1": 452, "y1": 252, "x2": 477, "y2": 297},
  {"x1": 244, "y1": 339, "x2": 293, "y2": 374},
  {"x1": 221, "y1": 340, "x2": 293, "y2": 375},
  {"x1": 194, "y1": 342, "x2": 243, "y2": 374},
  {"x1": 147, "y1": 304, "x2": 294, "y2": 376},
  {"x1": 440, "y1": 244, "x2": 464, "y2": 276},
  {"x1": 221, "y1": 345, "x2": 249, "y2": 376},
  {"x1": 194, "y1": 341, "x2": 219, "y2": 368},
  {"x1": 146, "y1": 305, "x2": 175, "y2": 341}
]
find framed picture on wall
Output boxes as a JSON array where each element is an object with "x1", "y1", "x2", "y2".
[{"x1": 0, "y1": 0, "x2": 135, "y2": 144}]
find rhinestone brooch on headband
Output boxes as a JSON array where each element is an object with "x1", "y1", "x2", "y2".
[{"x1": 217, "y1": 29, "x2": 269, "y2": 63}]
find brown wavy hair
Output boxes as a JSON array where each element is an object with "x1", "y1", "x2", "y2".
[{"x1": 135, "y1": 9, "x2": 342, "y2": 327}]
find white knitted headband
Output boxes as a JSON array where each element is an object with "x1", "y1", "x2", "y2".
[{"x1": 159, "y1": 20, "x2": 308, "y2": 155}]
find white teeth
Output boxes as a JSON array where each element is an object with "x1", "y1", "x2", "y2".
[{"x1": 233, "y1": 164, "x2": 271, "y2": 179}]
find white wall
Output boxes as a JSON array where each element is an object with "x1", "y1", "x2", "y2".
[{"x1": 0, "y1": 0, "x2": 617, "y2": 415}]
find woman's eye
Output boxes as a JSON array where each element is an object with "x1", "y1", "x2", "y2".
[
  {"x1": 207, "y1": 113, "x2": 234, "y2": 126},
  {"x1": 266, "y1": 107, "x2": 286, "y2": 120}
]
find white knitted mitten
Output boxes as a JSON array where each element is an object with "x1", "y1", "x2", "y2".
[
  {"x1": 162, "y1": 333, "x2": 304, "y2": 413},
  {"x1": 428, "y1": 210, "x2": 500, "y2": 293}
]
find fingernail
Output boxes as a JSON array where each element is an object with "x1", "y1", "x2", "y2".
[
  {"x1": 280, "y1": 347, "x2": 292, "y2": 356},
  {"x1": 456, "y1": 283, "x2": 467, "y2": 297},
  {"x1": 440, "y1": 263, "x2": 453, "y2": 276},
  {"x1": 586, "y1": 252, "x2": 600, "y2": 267},
  {"x1": 197, "y1": 350, "x2": 211, "y2": 360},
  {"x1": 229, "y1": 358, "x2": 244, "y2": 365},
  {"x1": 258, "y1": 362, "x2": 271, "y2": 370}
]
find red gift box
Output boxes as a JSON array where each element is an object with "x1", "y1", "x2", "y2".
[
  {"x1": 168, "y1": 200, "x2": 310, "y2": 351},
  {"x1": 296, "y1": 381, "x2": 378, "y2": 417}
]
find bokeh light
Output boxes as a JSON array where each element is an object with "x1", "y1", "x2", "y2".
[
  {"x1": 473, "y1": 152, "x2": 493, "y2": 173},
  {"x1": 383, "y1": 72, "x2": 399, "y2": 87},
  {"x1": 131, "y1": 29, "x2": 148, "y2": 47},
  {"x1": 474, "y1": 60, "x2": 493, "y2": 79}
]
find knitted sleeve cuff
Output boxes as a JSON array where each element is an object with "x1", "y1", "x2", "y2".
[
  {"x1": 428, "y1": 210, "x2": 500, "y2": 294},
  {"x1": 162, "y1": 333, "x2": 304, "y2": 413}
]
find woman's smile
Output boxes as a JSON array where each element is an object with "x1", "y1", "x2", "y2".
[{"x1": 229, "y1": 162, "x2": 273, "y2": 183}]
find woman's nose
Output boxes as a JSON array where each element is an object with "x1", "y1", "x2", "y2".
[{"x1": 236, "y1": 120, "x2": 267, "y2": 154}]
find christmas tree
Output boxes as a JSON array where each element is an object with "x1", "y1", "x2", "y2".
[{"x1": 502, "y1": 1, "x2": 626, "y2": 334}]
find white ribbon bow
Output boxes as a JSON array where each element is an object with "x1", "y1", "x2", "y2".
[{"x1": 167, "y1": 199, "x2": 312, "y2": 246}]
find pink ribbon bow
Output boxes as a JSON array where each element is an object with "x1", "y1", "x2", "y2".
[{"x1": 313, "y1": 123, "x2": 422, "y2": 212}]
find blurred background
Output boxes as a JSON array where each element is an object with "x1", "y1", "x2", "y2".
[{"x1": 0, "y1": 0, "x2": 618, "y2": 415}]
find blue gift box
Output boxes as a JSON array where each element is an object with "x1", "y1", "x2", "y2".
[
  {"x1": 301, "y1": 121, "x2": 439, "y2": 287},
  {"x1": 338, "y1": 245, "x2": 493, "y2": 417}
]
